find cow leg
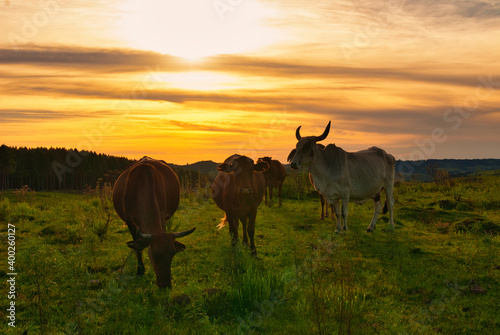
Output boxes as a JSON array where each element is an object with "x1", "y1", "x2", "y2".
[
  {"x1": 264, "y1": 185, "x2": 268, "y2": 206},
  {"x1": 341, "y1": 197, "x2": 349, "y2": 231},
  {"x1": 278, "y1": 184, "x2": 283, "y2": 207},
  {"x1": 135, "y1": 250, "x2": 145, "y2": 275},
  {"x1": 332, "y1": 200, "x2": 343, "y2": 232},
  {"x1": 248, "y1": 210, "x2": 257, "y2": 255},
  {"x1": 241, "y1": 216, "x2": 249, "y2": 246},
  {"x1": 367, "y1": 195, "x2": 382, "y2": 232},
  {"x1": 320, "y1": 194, "x2": 326, "y2": 220},
  {"x1": 227, "y1": 214, "x2": 239, "y2": 245},
  {"x1": 385, "y1": 186, "x2": 395, "y2": 230},
  {"x1": 127, "y1": 223, "x2": 146, "y2": 275},
  {"x1": 269, "y1": 186, "x2": 274, "y2": 206}
]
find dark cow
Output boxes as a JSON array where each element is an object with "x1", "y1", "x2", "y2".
[
  {"x1": 288, "y1": 122, "x2": 395, "y2": 232},
  {"x1": 113, "y1": 157, "x2": 195, "y2": 288},
  {"x1": 257, "y1": 157, "x2": 286, "y2": 207},
  {"x1": 212, "y1": 154, "x2": 269, "y2": 254}
]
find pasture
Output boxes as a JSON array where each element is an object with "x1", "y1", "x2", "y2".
[{"x1": 1, "y1": 174, "x2": 499, "y2": 334}]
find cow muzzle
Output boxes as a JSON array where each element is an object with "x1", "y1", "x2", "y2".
[{"x1": 240, "y1": 187, "x2": 252, "y2": 194}]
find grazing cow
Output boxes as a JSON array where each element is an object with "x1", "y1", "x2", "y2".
[
  {"x1": 288, "y1": 121, "x2": 395, "y2": 232},
  {"x1": 257, "y1": 157, "x2": 286, "y2": 207},
  {"x1": 212, "y1": 154, "x2": 269, "y2": 254},
  {"x1": 112, "y1": 157, "x2": 195, "y2": 288}
]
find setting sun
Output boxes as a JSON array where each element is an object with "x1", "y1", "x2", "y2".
[{"x1": 115, "y1": 0, "x2": 279, "y2": 60}]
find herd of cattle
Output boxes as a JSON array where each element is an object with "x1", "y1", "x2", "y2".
[{"x1": 112, "y1": 122, "x2": 396, "y2": 287}]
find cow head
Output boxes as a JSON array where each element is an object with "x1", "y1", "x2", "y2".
[
  {"x1": 258, "y1": 156, "x2": 273, "y2": 164},
  {"x1": 289, "y1": 121, "x2": 331, "y2": 171},
  {"x1": 127, "y1": 227, "x2": 196, "y2": 288},
  {"x1": 217, "y1": 155, "x2": 269, "y2": 194}
]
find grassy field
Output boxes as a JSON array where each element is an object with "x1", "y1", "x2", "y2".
[{"x1": 0, "y1": 175, "x2": 499, "y2": 334}]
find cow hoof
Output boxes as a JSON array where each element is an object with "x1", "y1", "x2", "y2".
[{"x1": 366, "y1": 228, "x2": 374, "y2": 233}]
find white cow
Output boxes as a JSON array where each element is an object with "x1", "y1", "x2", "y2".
[{"x1": 288, "y1": 121, "x2": 395, "y2": 232}]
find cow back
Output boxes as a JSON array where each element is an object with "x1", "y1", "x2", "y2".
[
  {"x1": 263, "y1": 159, "x2": 286, "y2": 187},
  {"x1": 113, "y1": 158, "x2": 180, "y2": 234}
]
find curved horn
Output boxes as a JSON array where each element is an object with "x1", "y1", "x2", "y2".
[
  {"x1": 137, "y1": 230, "x2": 152, "y2": 240},
  {"x1": 295, "y1": 126, "x2": 302, "y2": 140},
  {"x1": 315, "y1": 121, "x2": 331, "y2": 142},
  {"x1": 173, "y1": 227, "x2": 196, "y2": 239}
]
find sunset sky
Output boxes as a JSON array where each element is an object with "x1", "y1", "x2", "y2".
[{"x1": 1, "y1": 0, "x2": 499, "y2": 164}]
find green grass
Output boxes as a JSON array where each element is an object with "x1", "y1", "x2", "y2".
[{"x1": 0, "y1": 176, "x2": 499, "y2": 334}]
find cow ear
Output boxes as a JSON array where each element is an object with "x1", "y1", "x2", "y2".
[
  {"x1": 174, "y1": 240, "x2": 186, "y2": 252},
  {"x1": 217, "y1": 162, "x2": 231, "y2": 172},
  {"x1": 127, "y1": 238, "x2": 151, "y2": 251},
  {"x1": 287, "y1": 149, "x2": 296, "y2": 162},
  {"x1": 254, "y1": 161, "x2": 269, "y2": 172}
]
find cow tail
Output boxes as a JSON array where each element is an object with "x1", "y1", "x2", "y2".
[
  {"x1": 382, "y1": 200, "x2": 388, "y2": 215},
  {"x1": 217, "y1": 214, "x2": 227, "y2": 230}
]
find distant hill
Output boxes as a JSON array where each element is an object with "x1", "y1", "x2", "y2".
[
  {"x1": 395, "y1": 159, "x2": 500, "y2": 181},
  {"x1": 169, "y1": 160, "x2": 219, "y2": 175}
]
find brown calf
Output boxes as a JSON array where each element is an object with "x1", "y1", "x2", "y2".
[
  {"x1": 258, "y1": 157, "x2": 286, "y2": 207},
  {"x1": 212, "y1": 154, "x2": 269, "y2": 254}
]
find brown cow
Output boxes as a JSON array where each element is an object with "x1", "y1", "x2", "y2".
[
  {"x1": 258, "y1": 157, "x2": 286, "y2": 207},
  {"x1": 212, "y1": 154, "x2": 269, "y2": 254},
  {"x1": 113, "y1": 157, "x2": 195, "y2": 288}
]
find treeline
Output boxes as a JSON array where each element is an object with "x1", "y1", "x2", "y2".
[
  {"x1": 0, "y1": 145, "x2": 134, "y2": 191},
  {"x1": 0, "y1": 145, "x2": 216, "y2": 192}
]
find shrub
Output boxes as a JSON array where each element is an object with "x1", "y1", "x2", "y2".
[{"x1": 10, "y1": 202, "x2": 40, "y2": 222}]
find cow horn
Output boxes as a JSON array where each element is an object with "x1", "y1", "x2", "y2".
[
  {"x1": 295, "y1": 126, "x2": 302, "y2": 140},
  {"x1": 173, "y1": 227, "x2": 196, "y2": 239},
  {"x1": 315, "y1": 121, "x2": 331, "y2": 142},
  {"x1": 138, "y1": 231, "x2": 153, "y2": 240}
]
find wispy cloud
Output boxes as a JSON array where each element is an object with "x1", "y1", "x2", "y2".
[
  {"x1": 0, "y1": 109, "x2": 89, "y2": 123},
  {"x1": 2, "y1": 46, "x2": 493, "y2": 90}
]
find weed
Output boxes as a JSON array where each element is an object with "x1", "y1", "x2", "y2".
[
  {"x1": 15, "y1": 185, "x2": 36, "y2": 204},
  {"x1": 0, "y1": 197, "x2": 10, "y2": 221},
  {"x1": 81, "y1": 179, "x2": 116, "y2": 241}
]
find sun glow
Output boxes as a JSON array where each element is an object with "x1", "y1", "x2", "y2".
[
  {"x1": 158, "y1": 71, "x2": 240, "y2": 91},
  {"x1": 116, "y1": 0, "x2": 279, "y2": 60}
]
